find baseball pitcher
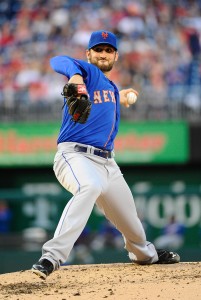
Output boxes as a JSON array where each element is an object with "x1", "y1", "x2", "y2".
[{"x1": 32, "y1": 30, "x2": 180, "y2": 279}]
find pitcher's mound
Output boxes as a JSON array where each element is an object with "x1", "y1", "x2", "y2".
[{"x1": 0, "y1": 262, "x2": 200, "y2": 300}]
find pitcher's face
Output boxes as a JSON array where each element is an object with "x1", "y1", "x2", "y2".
[{"x1": 86, "y1": 45, "x2": 118, "y2": 73}]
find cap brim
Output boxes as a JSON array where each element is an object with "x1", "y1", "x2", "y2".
[{"x1": 89, "y1": 42, "x2": 117, "y2": 50}]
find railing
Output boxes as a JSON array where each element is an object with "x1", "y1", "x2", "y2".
[{"x1": 0, "y1": 93, "x2": 201, "y2": 123}]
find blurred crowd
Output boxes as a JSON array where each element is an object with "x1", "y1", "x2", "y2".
[{"x1": 1, "y1": 0, "x2": 201, "y2": 121}]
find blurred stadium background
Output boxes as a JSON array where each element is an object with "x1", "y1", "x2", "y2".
[{"x1": 0, "y1": 0, "x2": 201, "y2": 274}]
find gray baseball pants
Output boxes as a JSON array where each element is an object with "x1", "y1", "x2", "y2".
[{"x1": 41, "y1": 142, "x2": 158, "y2": 269}]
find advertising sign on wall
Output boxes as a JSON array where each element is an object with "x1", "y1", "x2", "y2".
[
  {"x1": 115, "y1": 121, "x2": 189, "y2": 164},
  {"x1": 0, "y1": 121, "x2": 189, "y2": 166}
]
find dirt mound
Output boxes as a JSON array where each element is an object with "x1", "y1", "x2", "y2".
[{"x1": 0, "y1": 262, "x2": 200, "y2": 300}]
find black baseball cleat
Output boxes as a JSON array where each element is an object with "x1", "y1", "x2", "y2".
[
  {"x1": 32, "y1": 259, "x2": 54, "y2": 279},
  {"x1": 155, "y1": 249, "x2": 180, "y2": 264}
]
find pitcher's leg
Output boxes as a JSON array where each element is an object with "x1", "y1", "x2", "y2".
[
  {"x1": 42, "y1": 192, "x2": 97, "y2": 268},
  {"x1": 41, "y1": 152, "x2": 103, "y2": 269},
  {"x1": 96, "y1": 174, "x2": 158, "y2": 264}
]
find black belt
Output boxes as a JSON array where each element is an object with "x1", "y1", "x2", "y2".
[{"x1": 74, "y1": 144, "x2": 112, "y2": 159}]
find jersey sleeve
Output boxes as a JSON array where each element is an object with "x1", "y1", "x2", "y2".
[{"x1": 50, "y1": 56, "x2": 88, "y2": 79}]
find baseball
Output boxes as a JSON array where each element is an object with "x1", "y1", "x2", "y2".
[{"x1": 127, "y1": 92, "x2": 137, "y2": 105}]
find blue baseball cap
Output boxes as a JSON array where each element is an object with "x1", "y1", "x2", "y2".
[{"x1": 88, "y1": 30, "x2": 118, "y2": 50}]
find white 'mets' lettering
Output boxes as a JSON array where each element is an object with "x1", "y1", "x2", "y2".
[
  {"x1": 109, "y1": 91, "x2": 116, "y2": 103},
  {"x1": 103, "y1": 90, "x2": 110, "y2": 102},
  {"x1": 93, "y1": 90, "x2": 116, "y2": 104},
  {"x1": 93, "y1": 91, "x2": 102, "y2": 103}
]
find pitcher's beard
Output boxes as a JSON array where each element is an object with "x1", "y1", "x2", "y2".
[
  {"x1": 97, "y1": 62, "x2": 113, "y2": 72},
  {"x1": 89, "y1": 58, "x2": 114, "y2": 72}
]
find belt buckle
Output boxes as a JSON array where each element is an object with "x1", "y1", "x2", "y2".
[
  {"x1": 93, "y1": 148, "x2": 111, "y2": 158},
  {"x1": 101, "y1": 151, "x2": 106, "y2": 158},
  {"x1": 102, "y1": 150, "x2": 109, "y2": 159},
  {"x1": 95, "y1": 149, "x2": 105, "y2": 158},
  {"x1": 97, "y1": 149, "x2": 103, "y2": 157}
]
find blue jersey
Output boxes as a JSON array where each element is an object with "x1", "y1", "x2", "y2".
[{"x1": 50, "y1": 56, "x2": 120, "y2": 151}]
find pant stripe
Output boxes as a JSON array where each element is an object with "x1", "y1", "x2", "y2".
[{"x1": 57, "y1": 153, "x2": 81, "y2": 235}]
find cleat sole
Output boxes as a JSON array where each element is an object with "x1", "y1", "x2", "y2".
[{"x1": 32, "y1": 268, "x2": 47, "y2": 280}]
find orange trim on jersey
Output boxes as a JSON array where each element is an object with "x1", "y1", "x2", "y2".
[{"x1": 103, "y1": 105, "x2": 116, "y2": 149}]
